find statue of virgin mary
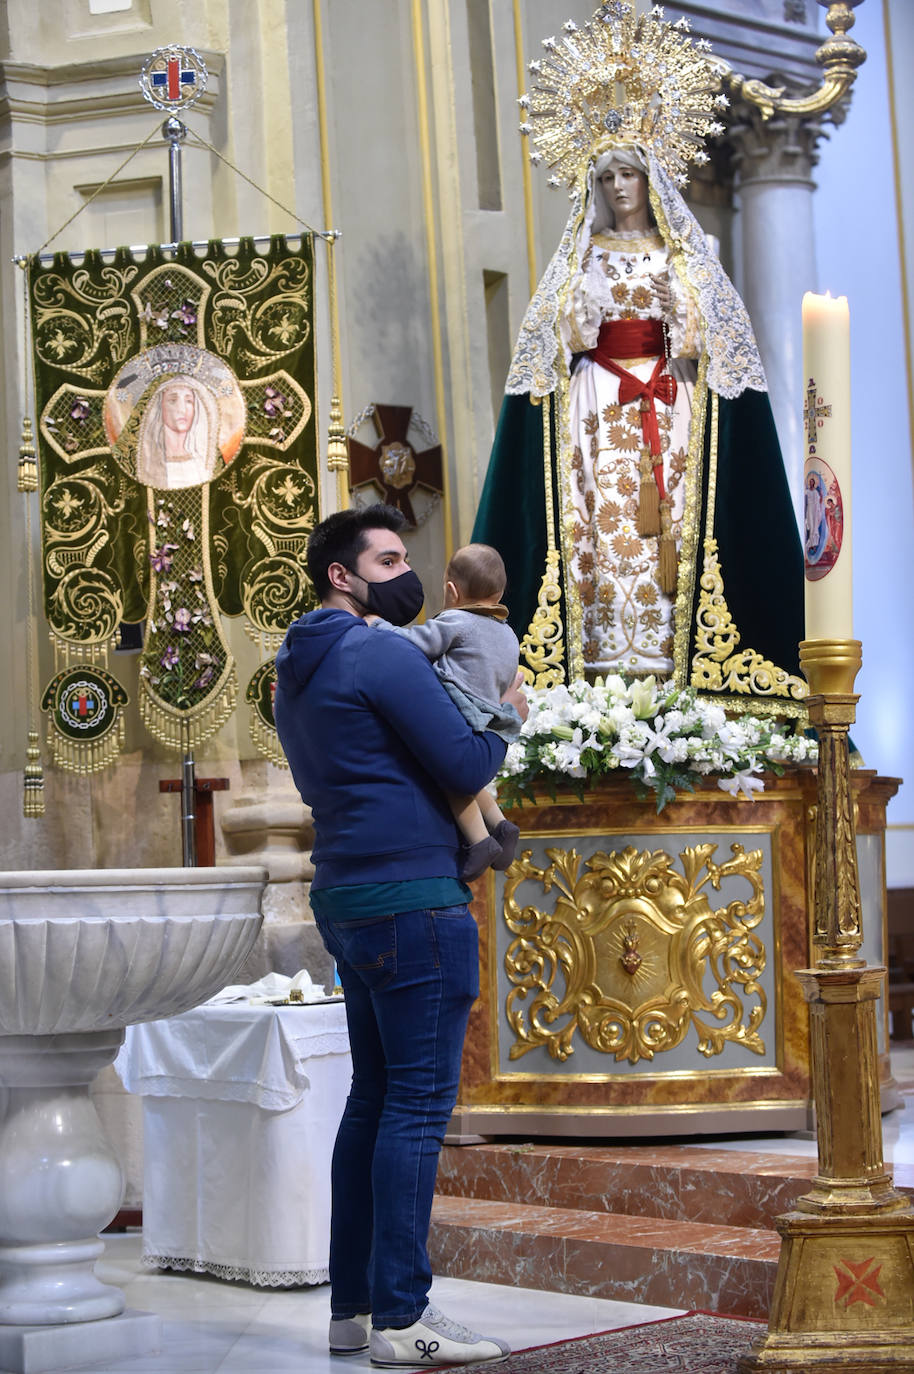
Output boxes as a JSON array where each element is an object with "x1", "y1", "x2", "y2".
[{"x1": 472, "y1": 2, "x2": 806, "y2": 714}]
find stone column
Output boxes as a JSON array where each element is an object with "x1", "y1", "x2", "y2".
[
  {"x1": 221, "y1": 789, "x2": 333, "y2": 991},
  {"x1": 727, "y1": 102, "x2": 827, "y2": 528}
]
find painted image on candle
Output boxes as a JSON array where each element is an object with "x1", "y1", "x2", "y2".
[{"x1": 804, "y1": 457, "x2": 844, "y2": 580}]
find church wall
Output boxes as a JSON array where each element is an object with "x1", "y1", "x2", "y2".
[
  {"x1": 0, "y1": 0, "x2": 326, "y2": 868},
  {"x1": 0, "y1": 0, "x2": 908, "y2": 887},
  {"x1": 322, "y1": 0, "x2": 448, "y2": 584}
]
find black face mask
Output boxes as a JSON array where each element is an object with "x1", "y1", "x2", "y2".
[{"x1": 349, "y1": 566, "x2": 425, "y2": 626}]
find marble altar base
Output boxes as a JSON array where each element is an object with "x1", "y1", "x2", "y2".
[
  {"x1": 452, "y1": 771, "x2": 899, "y2": 1138},
  {"x1": 430, "y1": 1135, "x2": 914, "y2": 1318}
]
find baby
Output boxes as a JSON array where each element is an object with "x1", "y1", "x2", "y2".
[{"x1": 389, "y1": 543, "x2": 522, "y2": 882}]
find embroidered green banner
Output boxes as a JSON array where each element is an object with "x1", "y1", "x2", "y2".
[{"x1": 28, "y1": 236, "x2": 318, "y2": 763}]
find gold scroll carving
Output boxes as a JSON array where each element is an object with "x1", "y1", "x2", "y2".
[
  {"x1": 691, "y1": 538, "x2": 808, "y2": 708},
  {"x1": 504, "y1": 842, "x2": 767, "y2": 1065}
]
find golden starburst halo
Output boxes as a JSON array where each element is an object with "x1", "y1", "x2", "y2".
[{"x1": 518, "y1": 2, "x2": 730, "y2": 191}]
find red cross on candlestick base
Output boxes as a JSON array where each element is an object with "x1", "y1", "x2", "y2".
[{"x1": 347, "y1": 405, "x2": 443, "y2": 527}]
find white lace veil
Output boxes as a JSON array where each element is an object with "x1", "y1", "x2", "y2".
[{"x1": 504, "y1": 145, "x2": 767, "y2": 401}]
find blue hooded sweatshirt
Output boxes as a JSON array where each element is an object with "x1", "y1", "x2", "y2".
[{"x1": 273, "y1": 608, "x2": 507, "y2": 891}]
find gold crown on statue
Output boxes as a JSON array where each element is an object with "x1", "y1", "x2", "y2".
[{"x1": 518, "y1": 2, "x2": 729, "y2": 191}]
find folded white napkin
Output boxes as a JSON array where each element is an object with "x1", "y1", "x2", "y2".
[{"x1": 206, "y1": 968, "x2": 324, "y2": 1005}]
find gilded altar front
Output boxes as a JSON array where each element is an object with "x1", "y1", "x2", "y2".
[{"x1": 453, "y1": 769, "x2": 899, "y2": 1139}]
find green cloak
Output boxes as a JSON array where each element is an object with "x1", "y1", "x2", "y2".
[{"x1": 472, "y1": 377, "x2": 806, "y2": 716}]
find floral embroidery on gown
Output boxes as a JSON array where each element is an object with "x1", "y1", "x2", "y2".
[{"x1": 564, "y1": 228, "x2": 701, "y2": 674}]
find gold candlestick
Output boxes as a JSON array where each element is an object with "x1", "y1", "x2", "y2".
[{"x1": 739, "y1": 639, "x2": 914, "y2": 1372}]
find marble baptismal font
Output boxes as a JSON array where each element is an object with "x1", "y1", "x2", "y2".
[{"x1": 0, "y1": 866, "x2": 265, "y2": 1373}]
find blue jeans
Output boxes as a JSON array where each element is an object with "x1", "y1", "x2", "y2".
[{"x1": 314, "y1": 904, "x2": 479, "y2": 1328}]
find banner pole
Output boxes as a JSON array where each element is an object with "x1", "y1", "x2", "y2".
[{"x1": 163, "y1": 113, "x2": 197, "y2": 865}]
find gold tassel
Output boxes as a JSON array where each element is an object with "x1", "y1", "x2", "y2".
[
  {"x1": 326, "y1": 393, "x2": 348, "y2": 472},
  {"x1": 658, "y1": 497, "x2": 678, "y2": 595},
  {"x1": 637, "y1": 448, "x2": 660, "y2": 536},
  {"x1": 23, "y1": 729, "x2": 45, "y2": 818},
  {"x1": 18, "y1": 416, "x2": 38, "y2": 493}
]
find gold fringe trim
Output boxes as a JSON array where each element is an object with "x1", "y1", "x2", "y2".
[
  {"x1": 139, "y1": 667, "x2": 238, "y2": 751},
  {"x1": 248, "y1": 710, "x2": 290, "y2": 768},
  {"x1": 242, "y1": 620, "x2": 287, "y2": 654},
  {"x1": 45, "y1": 711, "x2": 126, "y2": 775}
]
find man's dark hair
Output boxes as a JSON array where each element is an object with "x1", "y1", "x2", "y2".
[{"x1": 307, "y1": 504, "x2": 407, "y2": 599}]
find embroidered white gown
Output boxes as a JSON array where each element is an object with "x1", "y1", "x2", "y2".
[{"x1": 563, "y1": 227, "x2": 701, "y2": 675}]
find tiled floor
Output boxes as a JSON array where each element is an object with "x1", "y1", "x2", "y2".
[
  {"x1": 77, "y1": 1045, "x2": 914, "y2": 1372},
  {"x1": 92, "y1": 1246, "x2": 682, "y2": 1373}
]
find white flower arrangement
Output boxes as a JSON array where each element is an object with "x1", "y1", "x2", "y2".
[{"x1": 499, "y1": 676, "x2": 816, "y2": 812}]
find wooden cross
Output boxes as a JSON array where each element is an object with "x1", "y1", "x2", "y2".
[
  {"x1": 805, "y1": 378, "x2": 832, "y2": 448},
  {"x1": 159, "y1": 777, "x2": 229, "y2": 866}
]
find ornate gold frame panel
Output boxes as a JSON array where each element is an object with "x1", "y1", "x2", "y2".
[
  {"x1": 457, "y1": 774, "x2": 820, "y2": 1135},
  {"x1": 493, "y1": 822, "x2": 782, "y2": 1081},
  {"x1": 456, "y1": 772, "x2": 900, "y2": 1137}
]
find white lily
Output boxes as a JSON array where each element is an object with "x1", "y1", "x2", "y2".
[
  {"x1": 718, "y1": 769, "x2": 765, "y2": 802},
  {"x1": 627, "y1": 676, "x2": 657, "y2": 719}
]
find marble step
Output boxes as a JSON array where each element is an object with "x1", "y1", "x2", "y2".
[
  {"x1": 428, "y1": 1193, "x2": 779, "y2": 1318},
  {"x1": 435, "y1": 1141, "x2": 914, "y2": 1231}
]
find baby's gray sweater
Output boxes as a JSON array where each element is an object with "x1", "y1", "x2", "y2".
[{"x1": 396, "y1": 609, "x2": 519, "y2": 707}]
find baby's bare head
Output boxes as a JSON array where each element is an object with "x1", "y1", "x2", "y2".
[{"x1": 445, "y1": 543, "x2": 506, "y2": 605}]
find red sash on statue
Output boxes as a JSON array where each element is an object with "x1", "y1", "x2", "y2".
[{"x1": 588, "y1": 319, "x2": 677, "y2": 500}]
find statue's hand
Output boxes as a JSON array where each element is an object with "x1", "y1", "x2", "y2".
[{"x1": 650, "y1": 272, "x2": 673, "y2": 316}]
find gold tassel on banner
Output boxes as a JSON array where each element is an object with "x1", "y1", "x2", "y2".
[
  {"x1": 326, "y1": 393, "x2": 349, "y2": 473},
  {"x1": 637, "y1": 447, "x2": 660, "y2": 536},
  {"x1": 23, "y1": 729, "x2": 45, "y2": 819},
  {"x1": 658, "y1": 496, "x2": 678, "y2": 595},
  {"x1": 18, "y1": 415, "x2": 38, "y2": 494}
]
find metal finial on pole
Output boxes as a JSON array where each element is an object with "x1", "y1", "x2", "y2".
[{"x1": 163, "y1": 116, "x2": 187, "y2": 243}]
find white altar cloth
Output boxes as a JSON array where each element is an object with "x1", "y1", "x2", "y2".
[{"x1": 117, "y1": 1000, "x2": 351, "y2": 1287}]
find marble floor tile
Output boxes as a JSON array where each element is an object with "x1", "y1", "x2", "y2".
[{"x1": 83, "y1": 1234, "x2": 685, "y2": 1374}]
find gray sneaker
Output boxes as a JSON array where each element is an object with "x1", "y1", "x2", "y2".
[
  {"x1": 370, "y1": 1304, "x2": 510, "y2": 1367},
  {"x1": 329, "y1": 1312, "x2": 371, "y2": 1355}
]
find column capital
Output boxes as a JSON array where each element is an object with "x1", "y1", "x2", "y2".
[{"x1": 724, "y1": 95, "x2": 830, "y2": 190}]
